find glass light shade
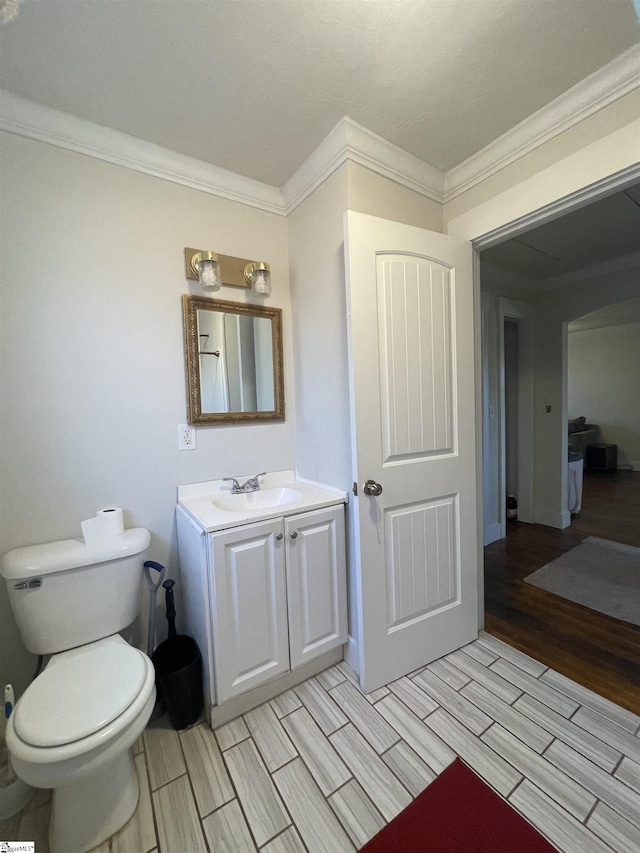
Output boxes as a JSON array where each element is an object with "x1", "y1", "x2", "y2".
[
  {"x1": 251, "y1": 268, "x2": 271, "y2": 296},
  {"x1": 197, "y1": 258, "x2": 222, "y2": 292},
  {"x1": 1, "y1": 0, "x2": 21, "y2": 24}
]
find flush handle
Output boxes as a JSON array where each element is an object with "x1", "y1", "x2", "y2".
[
  {"x1": 14, "y1": 578, "x2": 43, "y2": 590},
  {"x1": 363, "y1": 480, "x2": 383, "y2": 497}
]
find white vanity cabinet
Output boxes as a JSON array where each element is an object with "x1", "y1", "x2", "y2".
[
  {"x1": 176, "y1": 474, "x2": 348, "y2": 723},
  {"x1": 211, "y1": 506, "x2": 346, "y2": 703},
  {"x1": 285, "y1": 508, "x2": 347, "y2": 669},
  {"x1": 210, "y1": 518, "x2": 289, "y2": 703}
]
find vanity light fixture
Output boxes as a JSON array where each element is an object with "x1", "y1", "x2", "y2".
[
  {"x1": 244, "y1": 261, "x2": 271, "y2": 297},
  {"x1": 185, "y1": 248, "x2": 272, "y2": 297},
  {"x1": 1, "y1": 0, "x2": 22, "y2": 25},
  {"x1": 189, "y1": 251, "x2": 222, "y2": 292}
]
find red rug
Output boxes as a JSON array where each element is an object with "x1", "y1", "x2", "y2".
[{"x1": 359, "y1": 758, "x2": 557, "y2": 852}]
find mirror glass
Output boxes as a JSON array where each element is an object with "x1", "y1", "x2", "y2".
[{"x1": 183, "y1": 296, "x2": 284, "y2": 424}]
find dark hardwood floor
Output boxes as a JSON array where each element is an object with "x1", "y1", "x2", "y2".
[{"x1": 483, "y1": 468, "x2": 640, "y2": 714}]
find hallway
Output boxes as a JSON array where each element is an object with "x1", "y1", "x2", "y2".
[{"x1": 484, "y1": 470, "x2": 640, "y2": 714}]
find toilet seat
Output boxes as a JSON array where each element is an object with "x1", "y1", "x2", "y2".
[{"x1": 14, "y1": 641, "x2": 148, "y2": 748}]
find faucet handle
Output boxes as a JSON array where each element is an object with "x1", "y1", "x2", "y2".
[
  {"x1": 223, "y1": 477, "x2": 241, "y2": 493},
  {"x1": 244, "y1": 472, "x2": 265, "y2": 491}
]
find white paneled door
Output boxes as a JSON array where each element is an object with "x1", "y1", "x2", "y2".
[{"x1": 344, "y1": 211, "x2": 479, "y2": 692}]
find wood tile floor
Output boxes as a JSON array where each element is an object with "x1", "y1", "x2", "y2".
[{"x1": 2, "y1": 633, "x2": 639, "y2": 852}]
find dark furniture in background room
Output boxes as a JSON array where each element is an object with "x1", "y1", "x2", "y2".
[
  {"x1": 567, "y1": 417, "x2": 599, "y2": 456},
  {"x1": 586, "y1": 443, "x2": 618, "y2": 471}
]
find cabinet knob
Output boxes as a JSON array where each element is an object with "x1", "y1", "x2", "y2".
[
  {"x1": 290, "y1": 531, "x2": 298, "y2": 539},
  {"x1": 275, "y1": 532, "x2": 283, "y2": 540}
]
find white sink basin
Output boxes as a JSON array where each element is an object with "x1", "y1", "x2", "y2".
[
  {"x1": 213, "y1": 487, "x2": 304, "y2": 513},
  {"x1": 178, "y1": 472, "x2": 347, "y2": 531}
]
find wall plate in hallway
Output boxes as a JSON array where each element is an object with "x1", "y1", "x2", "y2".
[{"x1": 178, "y1": 424, "x2": 197, "y2": 451}]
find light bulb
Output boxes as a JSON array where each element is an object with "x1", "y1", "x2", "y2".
[
  {"x1": 1, "y1": 0, "x2": 22, "y2": 24},
  {"x1": 252, "y1": 268, "x2": 271, "y2": 296},
  {"x1": 198, "y1": 259, "x2": 222, "y2": 292}
]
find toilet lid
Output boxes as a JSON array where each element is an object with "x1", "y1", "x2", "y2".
[{"x1": 14, "y1": 643, "x2": 148, "y2": 748}]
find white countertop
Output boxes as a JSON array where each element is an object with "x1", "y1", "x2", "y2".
[{"x1": 177, "y1": 469, "x2": 347, "y2": 532}]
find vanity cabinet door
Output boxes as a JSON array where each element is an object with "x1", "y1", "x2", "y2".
[
  {"x1": 210, "y1": 519, "x2": 289, "y2": 703},
  {"x1": 285, "y1": 506, "x2": 348, "y2": 669}
]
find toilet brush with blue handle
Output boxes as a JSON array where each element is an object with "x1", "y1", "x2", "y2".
[
  {"x1": 143, "y1": 560, "x2": 166, "y2": 657},
  {"x1": 4, "y1": 684, "x2": 15, "y2": 782},
  {"x1": 4, "y1": 684, "x2": 13, "y2": 719}
]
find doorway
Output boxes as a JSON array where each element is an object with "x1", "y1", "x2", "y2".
[
  {"x1": 479, "y1": 179, "x2": 640, "y2": 541},
  {"x1": 499, "y1": 301, "x2": 535, "y2": 538},
  {"x1": 474, "y1": 175, "x2": 640, "y2": 709}
]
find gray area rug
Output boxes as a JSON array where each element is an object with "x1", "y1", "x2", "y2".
[{"x1": 524, "y1": 536, "x2": 640, "y2": 626}]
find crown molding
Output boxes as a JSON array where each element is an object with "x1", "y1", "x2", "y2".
[
  {"x1": 0, "y1": 90, "x2": 286, "y2": 215},
  {"x1": 280, "y1": 118, "x2": 351, "y2": 212},
  {"x1": 2, "y1": 43, "x2": 638, "y2": 219},
  {"x1": 282, "y1": 116, "x2": 445, "y2": 213},
  {"x1": 445, "y1": 45, "x2": 640, "y2": 203}
]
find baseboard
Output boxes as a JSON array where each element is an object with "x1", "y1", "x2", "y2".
[{"x1": 483, "y1": 523, "x2": 502, "y2": 546}]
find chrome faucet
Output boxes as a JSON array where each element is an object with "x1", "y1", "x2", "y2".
[{"x1": 223, "y1": 472, "x2": 266, "y2": 494}]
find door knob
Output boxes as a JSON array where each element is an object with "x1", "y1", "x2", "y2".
[
  {"x1": 275, "y1": 532, "x2": 283, "y2": 540},
  {"x1": 363, "y1": 480, "x2": 383, "y2": 496},
  {"x1": 290, "y1": 531, "x2": 298, "y2": 539}
]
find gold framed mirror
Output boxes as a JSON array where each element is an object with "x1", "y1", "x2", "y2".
[{"x1": 183, "y1": 295, "x2": 284, "y2": 425}]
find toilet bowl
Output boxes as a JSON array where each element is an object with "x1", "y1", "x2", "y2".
[
  {"x1": 1, "y1": 527, "x2": 153, "y2": 852},
  {"x1": 6, "y1": 635, "x2": 156, "y2": 853}
]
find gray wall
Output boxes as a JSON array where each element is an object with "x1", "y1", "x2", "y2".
[{"x1": 0, "y1": 133, "x2": 295, "y2": 696}]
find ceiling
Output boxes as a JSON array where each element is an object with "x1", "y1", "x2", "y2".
[
  {"x1": 2, "y1": 1, "x2": 638, "y2": 318},
  {"x1": 481, "y1": 184, "x2": 640, "y2": 284},
  {"x1": 569, "y1": 297, "x2": 640, "y2": 332},
  {"x1": 482, "y1": 183, "x2": 640, "y2": 328},
  {"x1": 0, "y1": 0, "x2": 637, "y2": 187}
]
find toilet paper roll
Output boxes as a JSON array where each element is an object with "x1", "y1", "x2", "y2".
[
  {"x1": 97, "y1": 507, "x2": 124, "y2": 536},
  {"x1": 81, "y1": 508, "x2": 124, "y2": 546}
]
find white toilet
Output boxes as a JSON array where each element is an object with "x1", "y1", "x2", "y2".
[{"x1": 1, "y1": 528, "x2": 156, "y2": 853}]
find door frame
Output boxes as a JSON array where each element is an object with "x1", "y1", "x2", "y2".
[
  {"x1": 498, "y1": 300, "x2": 535, "y2": 535},
  {"x1": 469, "y1": 162, "x2": 640, "y2": 629}
]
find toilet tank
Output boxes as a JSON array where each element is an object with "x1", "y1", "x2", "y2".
[{"x1": 1, "y1": 528, "x2": 151, "y2": 655}]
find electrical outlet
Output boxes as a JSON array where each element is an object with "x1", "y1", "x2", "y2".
[{"x1": 178, "y1": 424, "x2": 197, "y2": 451}]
